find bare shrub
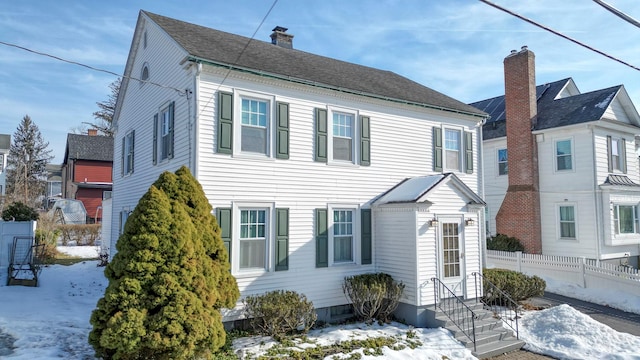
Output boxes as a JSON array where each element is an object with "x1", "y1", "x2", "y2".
[
  {"x1": 243, "y1": 290, "x2": 317, "y2": 340},
  {"x1": 343, "y1": 273, "x2": 404, "y2": 324},
  {"x1": 57, "y1": 224, "x2": 101, "y2": 246}
]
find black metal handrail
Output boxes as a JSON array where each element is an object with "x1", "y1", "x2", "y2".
[
  {"x1": 472, "y1": 272, "x2": 519, "y2": 339},
  {"x1": 431, "y1": 277, "x2": 477, "y2": 352}
]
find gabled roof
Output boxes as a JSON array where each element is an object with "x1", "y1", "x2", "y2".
[
  {"x1": 141, "y1": 11, "x2": 486, "y2": 119},
  {"x1": 373, "y1": 173, "x2": 485, "y2": 206},
  {"x1": 471, "y1": 78, "x2": 640, "y2": 140},
  {"x1": 63, "y1": 134, "x2": 114, "y2": 164},
  {"x1": 0, "y1": 134, "x2": 10, "y2": 150}
]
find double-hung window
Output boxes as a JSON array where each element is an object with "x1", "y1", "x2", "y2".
[
  {"x1": 608, "y1": 136, "x2": 626, "y2": 173},
  {"x1": 122, "y1": 130, "x2": 135, "y2": 175},
  {"x1": 241, "y1": 98, "x2": 269, "y2": 154},
  {"x1": 614, "y1": 205, "x2": 639, "y2": 235},
  {"x1": 444, "y1": 129, "x2": 461, "y2": 171},
  {"x1": 239, "y1": 209, "x2": 267, "y2": 270},
  {"x1": 555, "y1": 139, "x2": 573, "y2": 171},
  {"x1": 333, "y1": 209, "x2": 354, "y2": 263},
  {"x1": 559, "y1": 205, "x2": 576, "y2": 239},
  {"x1": 497, "y1": 148, "x2": 508, "y2": 175},
  {"x1": 160, "y1": 103, "x2": 173, "y2": 160},
  {"x1": 332, "y1": 112, "x2": 354, "y2": 161},
  {"x1": 0, "y1": 154, "x2": 3, "y2": 172}
]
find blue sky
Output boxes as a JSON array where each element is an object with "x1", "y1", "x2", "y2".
[{"x1": 1, "y1": 0, "x2": 639, "y2": 163}]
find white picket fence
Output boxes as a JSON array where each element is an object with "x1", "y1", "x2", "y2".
[{"x1": 486, "y1": 250, "x2": 640, "y2": 297}]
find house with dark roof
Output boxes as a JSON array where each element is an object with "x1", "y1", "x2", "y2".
[
  {"x1": 472, "y1": 47, "x2": 640, "y2": 267},
  {"x1": 110, "y1": 11, "x2": 513, "y2": 348},
  {"x1": 0, "y1": 134, "x2": 9, "y2": 197},
  {"x1": 62, "y1": 130, "x2": 114, "y2": 222}
]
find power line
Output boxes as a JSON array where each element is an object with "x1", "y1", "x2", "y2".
[
  {"x1": 0, "y1": 40, "x2": 186, "y2": 94},
  {"x1": 197, "y1": 0, "x2": 279, "y2": 118},
  {"x1": 479, "y1": 0, "x2": 640, "y2": 72},
  {"x1": 593, "y1": 0, "x2": 640, "y2": 29}
]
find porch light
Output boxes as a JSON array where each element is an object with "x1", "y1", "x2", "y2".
[
  {"x1": 465, "y1": 218, "x2": 475, "y2": 226},
  {"x1": 429, "y1": 218, "x2": 439, "y2": 226}
]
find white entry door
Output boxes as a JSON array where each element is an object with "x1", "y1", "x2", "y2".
[{"x1": 439, "y1": 218, "x2": 465, "y2": 297}]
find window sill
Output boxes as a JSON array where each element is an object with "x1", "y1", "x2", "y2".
[
  {"x1": 233, "y1": 269, "x2": 268, "y2": 278},
  {"x1": 231, "y1": 152, "x2": 276, "y2": 162},
  {"x1": 608, "y1": 235, "x2": 640, "y2": 246}
]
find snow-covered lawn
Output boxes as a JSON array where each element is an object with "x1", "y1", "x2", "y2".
[{"x1": 0, "y1": 246, "x2": 639, "y2": 359}]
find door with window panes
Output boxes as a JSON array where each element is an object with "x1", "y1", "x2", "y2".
[{"x1": 439, "y1": 217, "x2": 465, "y2": 297}]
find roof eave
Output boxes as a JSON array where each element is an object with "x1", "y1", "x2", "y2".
[{"x1": 187, "y1": 56, "x2": 488, "y2": 120}]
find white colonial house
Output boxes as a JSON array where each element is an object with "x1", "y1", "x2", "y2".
[
  {"x1": 473, "y1": 47, "x2": 640, "y2": 267},
  {"x1": 111, "y1": 11, "x2": 491, "y2": 327}
]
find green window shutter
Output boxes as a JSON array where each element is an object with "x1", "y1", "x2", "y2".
[
  {"x1": 152, "y1": 114, "x2": 158, "y2": 165},
  {"x1": 168, "y1": 101, "x2": 175, "y2": 159},
  {"x1": 121, "y1": 137, "x2": 125, "y2": 176},
  {"x1": 360, "y1": 115, "x2": 371, "y2": 166},
  {"x1": 315, "y1": 108, "x2": 328, "y2": 162},
  {"x1": 464, "y1": 131, "x2": 473, "y2": 174},
  {"x1": 216, "y1": 208, "x2": 232, "y2": 262},
  {"x1": 275, "y1": 208, "x2": 289, "y2": 271},
  {"x1": 130, "y1": 130, "x2": 135, "y2": 173},
  {"x1": 433, "y1": 127, "x2": 443, "y2": 172},
  {"x1": 622, "y1": 138, "x2": 627, "y2": 174},
  {"x1": 361, "y1": 209, "x2": 372, "y2": 264},
  {"x1": 217, "y1": 91, "x2": 233, "y2": 154},
  {"x1": 607, "y1": 136, "x2": 613, "y2": 172},
  {"x1": 276, "y1": 102, "x2": 290, "y2": 159},
  {"x1": 315, "y1": 208, "x2": 328, "y2": 267}
]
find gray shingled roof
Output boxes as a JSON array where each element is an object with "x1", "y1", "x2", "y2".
[
  {"x1": 143, "y1": 11, "x2": 486, "y2": 118},
  {"x1": 471, "y1": 78, "x2": 624, "y2": 140},
  {"x1": 0, "y1": 134, "x2": 10, "y2": 150},
  {"x1": 64, "y1": 134, "x2": 114, "y2": 163}
]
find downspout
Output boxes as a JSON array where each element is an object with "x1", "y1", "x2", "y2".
[
  {"x1": 192, "y1": 62, "x2": 202, "y2": 177},
  {"x1": 591, "y1": 125, "x2": 603, "y2": 260},
  {"x1": 477, "y1": 117, "x2": 488, "y2": 271}
]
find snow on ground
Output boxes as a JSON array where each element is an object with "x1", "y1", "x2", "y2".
[
  {"x1": 0, "y1": 246, "x2": 638, "y2": 359},
  {"x1": 57, "y1": 246, "x2": 100, "y2": 259}
]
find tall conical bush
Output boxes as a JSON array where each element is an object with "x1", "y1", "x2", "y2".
[{"x1": 89, "y1": 167, "x2": 239, "y2": 359}]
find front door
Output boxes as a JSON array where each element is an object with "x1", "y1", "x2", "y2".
[{"x1": 439, "y1": 219, "x2": 465, "y2": 297}]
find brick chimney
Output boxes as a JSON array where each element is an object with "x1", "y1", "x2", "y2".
[
  {"x1": 495, "y1": 46, "x2": 542, "y2": 254},
  {"x1": 270, "y1": 26, "x2": 293, "y2": 49},
  {"x1": 87, "y1": 129, "x2": 98, "y2": 136}
]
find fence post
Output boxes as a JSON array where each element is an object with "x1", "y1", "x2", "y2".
[
  {"x1": 580, "y1": 257, "x2": 586, "y2": 288},
  {"x1": 516, "y1": 251, "x2": 522, "y2": 273}
]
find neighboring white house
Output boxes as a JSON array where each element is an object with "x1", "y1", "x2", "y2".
[
  {"x1": 472, "y1": 47, "x2": 640, "y2": 267},
  {"x1": 111, "y1": 11, "x2": 489, "y2": 326},
  {"x1": 0, "y1": 134, "x2": 10, "y2": 197}
]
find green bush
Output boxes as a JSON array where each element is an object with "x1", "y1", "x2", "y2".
[
  {"x1": 343, "y1": 273, "x2": 404, "y2": 324},
  {"x1": 486, "y1": 234, "x2": 525, "y2": 252},
  {"x1": 482, "y1": 268, "x2": 545, "y2": 303},
  {"x1": 35, "y1": 228, "x2": 59, "y2": 264},
  {"x1": 1, "y1": 201, "x2": 39, "y2": 221},
  {"x1": 89, "y1": 166, "x2": 239, "y2": 360},
  {"x1": 243, "y1": 290, "x2": 317, "y2": 340}
]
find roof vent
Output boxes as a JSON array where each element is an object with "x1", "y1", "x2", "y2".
[{"x1": 270, "y1": 26, "x2": 294, "y2": 49}]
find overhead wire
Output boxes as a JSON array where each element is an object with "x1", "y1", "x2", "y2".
[
  {"x1": 478, "y1": 0, "x2": 640, "y2": 72},
  {"x1": 0, "y1": 40, "x2": 186, "y2": 94},
  {"x1": 593, "y1": 0, "x2": 640, "y2": 29},
  {"x1": 196, "y1": 0, "x2": 279, "y2": 118}
]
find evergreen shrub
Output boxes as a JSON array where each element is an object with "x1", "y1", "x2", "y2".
[
  {"x1": 482, "y1": 268, "x2": 545, "y2": 303},
  {"x1": 1, "y1": 201, "x2": 39, "y2": 221},
  {"x1": 243, "y1": 290, "x2": 317, "y2": 340},
  {"x1": 89, "y1": 166, "x2": 239, "y2": 360},
  {"x1": 343, "y1": 273, "x2": 404, "y2": 324},
  {"x1": 486, "y1": 234, "x2": 525, "y2": 252}
]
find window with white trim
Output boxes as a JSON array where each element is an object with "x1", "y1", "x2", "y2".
[
  {"x1": 240, "y1": 98, "x2": 269, "y2": 154},
  {"x1": 239, "y1": 209, "x2": 268, "y2": 270},
  {"x1": 328, "y1": 205, "x2": 358, "y2": 265},
  {"x1": 559, "y1": 205, "x2": 576, "y2": 238},
  {"x1": 555, "y1": 139, "x2": 572, "y2": 171},
  {"x1": 497, "y1": 148, "x2": 508, "y2": 175},
  {"x1": 0, "y1": 154, "x2": 3, "y2": 172},
  {"x1": 609, "y1": 137, "x2": 626, "y2": 172},
  {"x1": 122, "y1": 131, "x2": 134, "y2": 175},
  {"x1": 160, "y1": 103, "x2": 173, "y2": 160},
  {"x1": 614, "y1": 205, "x2": 639, "y2": 234},
  {"x1": 444, "y1": 129, "x2": 461, "y2": 171},
  {"x1": 332, "y1": 112, "x2": 354, "y2": 161}
]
